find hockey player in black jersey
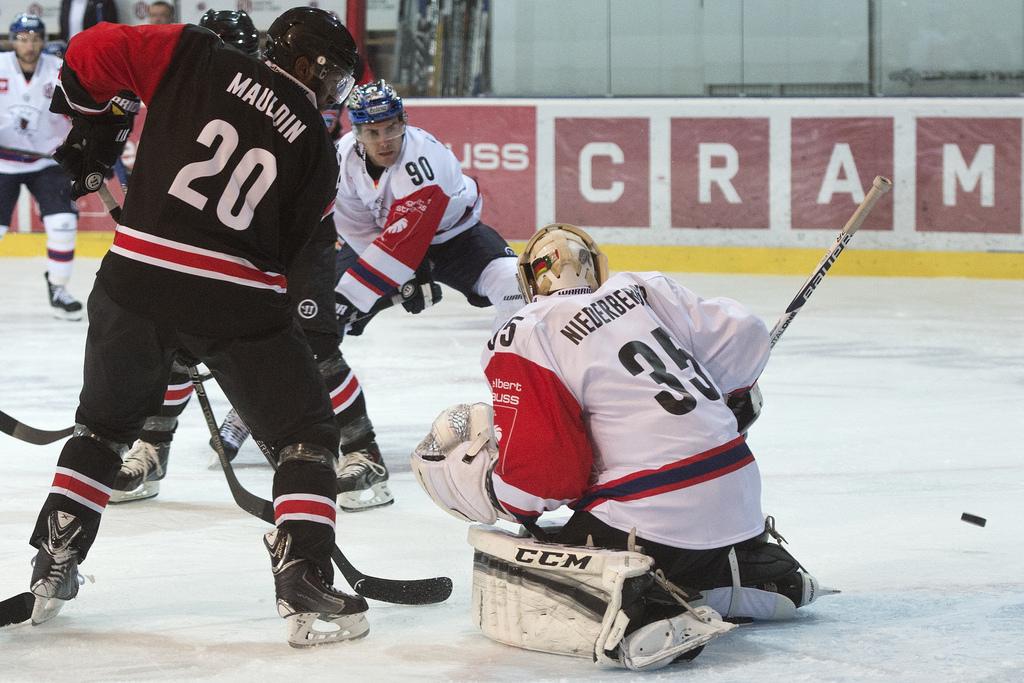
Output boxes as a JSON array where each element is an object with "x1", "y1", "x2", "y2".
[
  {"x1": 109, "y1": 8, "x2": 264, "y2": 504},
  {"x1": 27, "y1": 9, "x2": 371, "y2": 647},
  {"x1": 110, "y1": 9, "x2": 373, "y2": 508}
]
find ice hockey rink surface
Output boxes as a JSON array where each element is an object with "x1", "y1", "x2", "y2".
[{"x1": 1, "y1": 256, "x2": 1022, "y2": 682}]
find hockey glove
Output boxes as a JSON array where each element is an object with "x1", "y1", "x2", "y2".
[
  {"x1": 52, "y1": 92, "x2": 139, "y2": 200},
  {"x1": 397, "y1": 278, "x2": 443, "y2": 314}
]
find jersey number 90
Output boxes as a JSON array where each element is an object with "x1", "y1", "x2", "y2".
[{"x1": 168, "y1": 119, "x2": 278, "y2": 231}]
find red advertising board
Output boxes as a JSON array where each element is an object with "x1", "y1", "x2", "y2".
[
  {"x1": 554, "y1": 118, "x2": 649, "y2": 228},
  {"x1": 406, "y1": 105, "x2": 536, "y2": 239},
  {"x1": 671, "y1": 117, "x2": 770, "y2": 228},
  {"x1": 791, "y1": 117, "x2": 894, "y2": 230},
  {"x1": 916, "y1": 118, "x2": 1020, "y2": 233}
]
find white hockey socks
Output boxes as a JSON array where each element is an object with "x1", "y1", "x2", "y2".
[{"x1": 43, "y1": 213, "x2": 77, "y2": 284}]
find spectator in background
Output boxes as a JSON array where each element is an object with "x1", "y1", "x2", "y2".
[
  {"x1": 147, "y1": 2, "x2": 175, "y2": 25},
  {"x1": 59, "y1": 0, "x2": 119, "y2": 42}
]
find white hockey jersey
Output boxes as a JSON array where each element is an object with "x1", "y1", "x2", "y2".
[
  {"x1": 482, "y1": 271, "x2": 771, "y2": 550},
  {"x1": 334, "y1": 125, "x2": 482, "y2": 312},
  {"x1": 0, "y1": 52, "x2": 70, "y2": 174}
]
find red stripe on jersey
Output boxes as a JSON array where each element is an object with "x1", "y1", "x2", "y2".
[
  {"x1": 596, "y1": 436, "x2": 746, "y2": 491},
  {"x1": 164, "y1": 385, "x2": 193, "y2": 402},
  {"x1": 63, "y1": 23, "x2": 186, "y2": 107},
  {"x1": 274, "y1": 497, "x2": 336, "y2": 524},
  {"x1": 322, "y1": 199, "x2": 335, "y2": 218},
  {"x1": 355, "y1": 258, "x2": 399, "y2": 290},
  {"x1": 331, "y1": 374, "x2": 360, "y2": 411},
  {"x1": 113, "y1": 228, "x2": 287, "y2": 290},
  {"x1": 51, "y1": 471, "x2": 111, "y2": 508}
]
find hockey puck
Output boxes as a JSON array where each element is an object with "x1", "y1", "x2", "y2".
[{"x1": 961, "y1": 513, "x2": 986, "y2": 527}]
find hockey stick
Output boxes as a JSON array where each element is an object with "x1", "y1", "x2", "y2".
[
  {"x1": 187, "y1": 353, "x2": 452, "y2": 606},
  {"x1": 769, "y1": 175, "x2": 892, "y2": 348},
  {"x1": 0, "y1": 410, "x2": 74, "y2": 445},
  {"x1": 0, "y1": 144, "x2": 51, "y2": 161},
  {"x1": 0, "y1": 591, "x2": 33, "y2": 628}
]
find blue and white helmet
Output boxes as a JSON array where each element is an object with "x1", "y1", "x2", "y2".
[
  {"x1": 10, "y1": 14, "x2": 45, "y2": 42},
  {"x1": 347, "y1": 80, "x2": 404, "y2": 125}
]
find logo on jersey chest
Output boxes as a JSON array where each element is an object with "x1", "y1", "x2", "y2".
[{"x1": 0, "y1": 79, "x2": 8, "y2": 94}]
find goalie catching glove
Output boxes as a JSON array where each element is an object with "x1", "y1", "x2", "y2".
[
  {"x1": 410, "y1": 403, "x2": 513, "y2": 524},
  {"x1": 50, "y1": 87, "x2": 139, "y2": 199}
]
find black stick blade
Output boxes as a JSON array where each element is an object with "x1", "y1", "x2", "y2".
[
  {"x1": 0, "y1": 410, "x2": 74, "y2": 445},
  {"x1": 352, "y1": 574, "x2": 454, "y2": 605},
  {"x1": 0, "y1": 592, "x2": 34, "y2": 627}
]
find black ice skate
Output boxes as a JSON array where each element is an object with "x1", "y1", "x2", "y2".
[
  {"x1": 208, "y1": 408, "x2": 250, "y2": 467},
  {"x1": 264, "y1": 528, "x2": 369, "y2": 648},
  {"x1": 110, "y1": 439, "x2": 170, "y2": 503},
  {"x1": 45, "y1": 272, "x2": 83, "y2": 321},
  {"x1": 30, "y1": 511, "x2": 84, "y2": 625},
  {"x1": 335, "y1": 442, "x2": 393, "y2": 512}
]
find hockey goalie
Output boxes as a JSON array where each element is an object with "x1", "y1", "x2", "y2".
[{"x1": 411, "y1": 224, "x2": 836, "y2": 671}]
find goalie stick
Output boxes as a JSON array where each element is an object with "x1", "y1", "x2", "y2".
[
  {"x1": 0, "y1": 410, "x2": 73, "y2": 445},
  {"x1": 186, "y1": 339, "x2": 452, "y2": 607},
  {"x1": 769, "y1": 175, "x2": 892, "y2": 348}
]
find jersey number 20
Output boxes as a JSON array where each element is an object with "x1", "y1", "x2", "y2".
[{"x1": 169, "y1": 119, "x2": 278, "y2": 231}]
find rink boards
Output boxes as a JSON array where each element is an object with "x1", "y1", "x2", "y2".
[{"x1": 4, "y1": 97, "x2": 1024, "y2": 278}]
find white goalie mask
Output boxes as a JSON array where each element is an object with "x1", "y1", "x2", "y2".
[
  {"x1": 516, "y1": 224, "x2": 609, "y2": 301},
  {"x1": 411, "y1": 403, "x2": 512, "y2": 524}
]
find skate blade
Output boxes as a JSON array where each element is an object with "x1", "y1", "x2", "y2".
[
  {"x1": 50, "y1": 309, "x2": 83, "y2": 322},
  {"x1": 285, "y1": 611, "x2": 370, "y2": 648},
  {"x1": 338, "y1": 482, "x2": 394, "y2": 513},
  {"x1": 206, "y1": 449, "x2": 240, "y2": 470},
  {"x1": 109, "y1": 481, "x2": 160, "y2": 504}
]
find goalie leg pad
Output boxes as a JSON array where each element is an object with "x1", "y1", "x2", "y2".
[{"x1": 468, "y1": 524, "x2": 655, "y2": 666}]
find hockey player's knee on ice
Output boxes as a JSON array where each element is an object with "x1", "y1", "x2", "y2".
[{"x1": 468, "y1": 525, "x2": 735, "y2": 672}]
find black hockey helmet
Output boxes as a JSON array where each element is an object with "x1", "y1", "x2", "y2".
[
  {"x1": 264, "y1": 7, "x2": 358, "y2": 109},
  {"x1": 200, "y1": 9, "x2": 260, "y2": 57}
]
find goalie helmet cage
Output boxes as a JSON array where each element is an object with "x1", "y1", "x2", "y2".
[{"x1": 394, "y1": 0, "x2": 490, "y2": 96}]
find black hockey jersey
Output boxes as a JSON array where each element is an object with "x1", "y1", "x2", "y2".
[{"x1": 59, "y1": 23, "x2": 339, "y2": 337}]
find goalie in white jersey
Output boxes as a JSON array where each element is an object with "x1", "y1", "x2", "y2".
[
  {"x1": 413, "y1": 224, "x2": 835, "y2": 670},
  {"x1": 0, "y1": 14, "x2": 81, "y2": 320},
  {"x1": 326, "y1": 80, "x2": 523, "y2": 509}
]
